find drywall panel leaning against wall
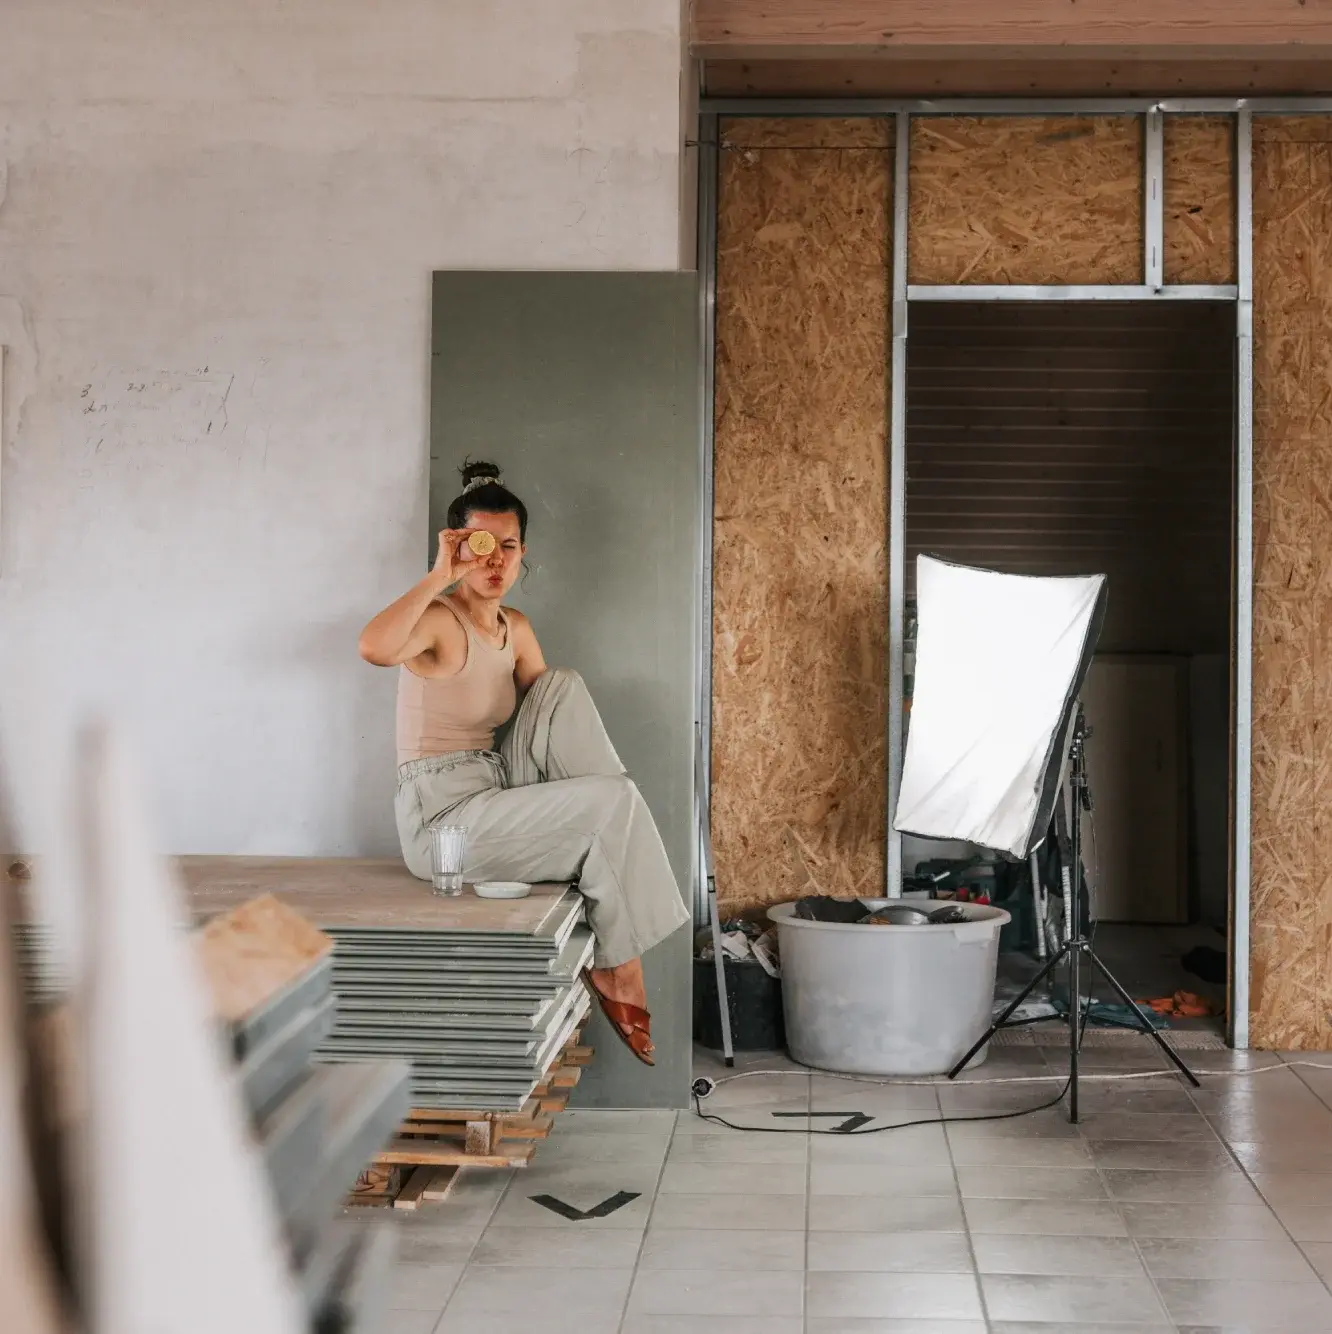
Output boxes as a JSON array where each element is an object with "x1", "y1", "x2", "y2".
[{"x1": 428, "y1": 272, "x2": 699, "y2": 1108}]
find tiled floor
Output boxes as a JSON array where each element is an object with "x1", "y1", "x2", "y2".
[{"x1": 376, "y1": 1044, "x2": 1332, "y2": 1333}]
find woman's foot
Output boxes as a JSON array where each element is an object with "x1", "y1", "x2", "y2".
[{"x1": 585, "y1": 957, "x2": 654, "y2": 1061}]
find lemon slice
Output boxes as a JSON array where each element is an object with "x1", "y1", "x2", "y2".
[{"x1": 467, "y1": 530, "x2": 497, "y2": 557}]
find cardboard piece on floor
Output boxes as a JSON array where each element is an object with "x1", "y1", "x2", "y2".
[{"x1": 77, "y1": 722, "x2": 302, "y2": 1334}]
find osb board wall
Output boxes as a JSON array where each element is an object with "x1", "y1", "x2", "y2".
[
  {"x1": 1164, "y1": 115, "x2": 1236, "y2": 285},
  {"x1": 909, "y1": 117, "x2": 1142, "y2": 284},
  {"x1": 721, "y1": 117, "x2": 892, "y2": 150},
  {"x1": 1250, "y1": 115, "x2": 1332, "y2": 1049},
  {"x1": 712, "y1": 116, "x2": 891, "y2": 912}
]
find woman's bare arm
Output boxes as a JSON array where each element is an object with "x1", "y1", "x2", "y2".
[
  {"x1": 358, "y1": 529, "x2": 471, "y2": 668},
  {"x1": 507, "y1": 609, "x2": 548, "y2": 692}
]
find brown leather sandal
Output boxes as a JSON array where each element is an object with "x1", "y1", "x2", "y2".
[{"x1": 581, "y1": 969, "x2": 655, "y2": 1066}]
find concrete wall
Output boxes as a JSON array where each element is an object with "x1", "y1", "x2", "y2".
[{"x1": 0, "y1": 2, "x2": 687, "y2": 852}]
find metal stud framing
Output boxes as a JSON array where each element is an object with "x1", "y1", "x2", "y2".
[
  {"x1": 1232, "y1": 109, "x2": 1255, "y2": 1051},
  {"x1": 696, "y1": 112, "x2": 719, "y2": 922},
  {"x1": 697, "y1": 96, "x2": 1275, "y2": 1042},
  {"x1": 908, "y1": 284, "x2": 1237, "y2": 302},
  {"x1": 886, "y1": 112, "x2": 910, "y2": 898},
  {"x1": 1144, "y1": 106, "x2": 1166, "y2": 290}
]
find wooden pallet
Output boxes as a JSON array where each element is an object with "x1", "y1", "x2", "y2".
[{"x1": 347, "y1": 1035, "x2": 592, "y2": 1209}]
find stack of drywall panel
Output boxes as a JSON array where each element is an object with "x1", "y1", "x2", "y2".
[
  {"x1": 317, "y1": 898, "x2": 592, "y2": 1111},
  {"x1": 8, "y1": 888, "x2": 410, "y2": 1334},
  {"x1": 179, "y1": 863, "x2": 593, "y2": 1114},
  {"x1": 197, "y1": 894, "x2": 411, "y2": 1333}
]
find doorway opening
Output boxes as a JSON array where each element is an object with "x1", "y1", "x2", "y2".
[{"x1": 903, "y1": 300, "x2": 1236, "y2": 1036}]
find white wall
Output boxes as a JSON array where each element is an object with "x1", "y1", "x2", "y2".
[{"x1": 0, "y1": 1, "x2": 686, "y2": 853}]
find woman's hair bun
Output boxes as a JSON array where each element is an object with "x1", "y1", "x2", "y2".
[
  {"x1": 448, "y1": 457, "x2": 527, "y2": 540},
  {"x1": 460, "y1": 458, "x2": 502, "y2": 487}
]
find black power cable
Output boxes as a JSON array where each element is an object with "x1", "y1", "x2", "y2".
[
  {"x1": 690, "y1": 995, "x2": 1095, "y2": 1136},
  {"x1": 691, "y1": 1077, "x2": 1071, "y2": 1135}
]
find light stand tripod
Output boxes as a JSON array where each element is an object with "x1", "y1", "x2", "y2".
[{"x1": 946, "y1": 705, "x2": 1200, "y2": 1121}]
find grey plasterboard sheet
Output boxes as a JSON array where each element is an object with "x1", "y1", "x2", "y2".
[
  {"x1": 257, "y1": 1069, "x2": 331, "y2": 1224},
  {"x1": 409, "y1": 1077, "x2": 543, "y2": 1096},
  {"x1": 297, "y1": 1218, "x2": 362, "y2": 1317},
  {"x1": 329, "y1": 930, "x2": 575, "y2": 954},
  {"x1": 404, "y1": 998, "x2": 594, "y2": 1111},
  {"x1": 233, "y1": 956, "x2": 333, "y2": 1058},
  {"x1": 431, "y1": 272, "x2": 697, "y2": 1109},
  {"x1": 334, "y1": 990, "x2": 559, "y2": 1007},
  {"x1": 409, "y1": 1092, "x2": 537, "y2": 1110},
  {"x1": 239, "y1": 997, "x2": 338, "y2": 1122},
  {"x1": 327, "y1": 1028, "x2": 540, "y2": 1048},
  {"x1": 324, "y1": 1022, "x2": 541, "y2": 1045},
  {"x1": 407, "y1": 1075, "x2": 538, "y2": 1089},
  {"x1": 531, "y1": 990, "x2": 593, "y2": 1071},
  {"x1": 330, "y1": 947, "x2": 554, "y2": 966},
  {"x1": 334, "y1": 926, "x2": 595, "y2": 984},
  {"x1": 311, "y1": 1056, "x2": 536, "y2": 1087},
  {"x1": 332, "y1": 974, "x2": 561, "y2": 992},
  {"x1": 335, "y1": 1009, "x2": 545, "y2": 1030},
  {"x1": 316, "y1": 993, "x2": 591, "y2": 1103},
  {"x1": 318, "y1": 1217, "x2": 397, "y2": 1334},
  {"x1": 334, "y1": 983, "x2": 569, "y2": 1034},
  {"x1": 335, "y1": 997, "x2": 549, "y2": 1024},
  {"x1": 334, "y1": 1014, "x2": 541, "y2": 1035},
  {"x1": 319, "y1": 1041, "x2": 539, "y2": 1063},
  {"x1": 333, "y1": 983, "x2": 559, "y2": 1001},
  {"x1": 332, "y1": 939, "x2": 554, "y2": 955},
  {"x1": 334, "y1": 925, "x2": 590, "y2": 975},
  {"x1": 286, "y1": 1061, "x2": 410, "y2": 1262},
  {"x1": 329, "y1": 978, "x2": 582, "y2": 1052},
  {"x1": 333, "y1": 957, "x2": 556, "y2": 976}
]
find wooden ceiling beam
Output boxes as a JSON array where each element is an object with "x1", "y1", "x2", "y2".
[
  {"x1": 693, "y1": 1, "x2": 1332, "y2": 61},
  {"x1": 703, "y1": 57, "x2": 1332, "y2": 100}
]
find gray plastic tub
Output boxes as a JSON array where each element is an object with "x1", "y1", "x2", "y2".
[{"x1": 768, "y1": 899, "x2": 1011, "y2": 1076}]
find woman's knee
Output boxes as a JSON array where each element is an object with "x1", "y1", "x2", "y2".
[
  {"x1": 543, "y1": 666, "x2": 587, "y2": 693},
  {"x1": 575, "y1": 773, "x2": 642, "y2": 822},
  {"x1": 582, "y1": 772, "x2": 635, "y2": 801}
]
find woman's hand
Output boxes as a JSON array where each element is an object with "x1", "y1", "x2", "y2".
[
  {"x1": 359, "y1": 533, "x2": 472, "y2": 667},
  {"x1": 431, "y1": 529, "x2": 475, "y2": 587}
]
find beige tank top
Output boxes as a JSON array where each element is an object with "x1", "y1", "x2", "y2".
[{"x1": 395, "y1": 599, "x2": 517, "y2": 764}]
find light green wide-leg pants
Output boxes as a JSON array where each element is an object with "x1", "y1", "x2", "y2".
[{"x1": 395, "y1": 668, "x2": 690, "y2": 968}]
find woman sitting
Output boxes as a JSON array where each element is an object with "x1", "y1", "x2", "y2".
[{"x1": 358, "y1": 461, "x2": 689, "y2": 1064}]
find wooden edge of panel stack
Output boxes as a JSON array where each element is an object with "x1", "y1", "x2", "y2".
[{"x1": 348, "y1": 1032, "x2": 594, "y2": 1210}]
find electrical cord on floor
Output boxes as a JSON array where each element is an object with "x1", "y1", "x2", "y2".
[
  {"x1": 691, "y1": 1000, "x2": 1095, "y2": 1135},
  {"x1": 691, "y1": 1031, "x2": 1332, "y2": 1132},
  {"x1": 691, "y1": 1074, "x2": 1073, "y2": 1135},
  {"x1": 693, "y1": 1054, "x2": 1319, "y2": 1098}
]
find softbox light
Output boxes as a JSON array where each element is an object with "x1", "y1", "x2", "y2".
[{"x1": 894, "y1": 556, "x2": 1107, "y2": 860}]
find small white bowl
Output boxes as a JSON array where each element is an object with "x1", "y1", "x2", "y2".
[{"x1": 473, "y1": 881, "x2": 533, "y2": 900}]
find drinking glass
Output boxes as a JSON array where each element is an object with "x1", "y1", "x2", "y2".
[{"x1": 429, "y1": 823, "x2": 467, "y2": 897}]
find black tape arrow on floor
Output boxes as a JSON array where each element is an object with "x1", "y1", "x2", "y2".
[
  {"x1": 772, "y1": 1111, "x2": 874, "y2": 1134},
  {"x1": 530, "y1": 1190, "x2": 641, "y2": 1221}
]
